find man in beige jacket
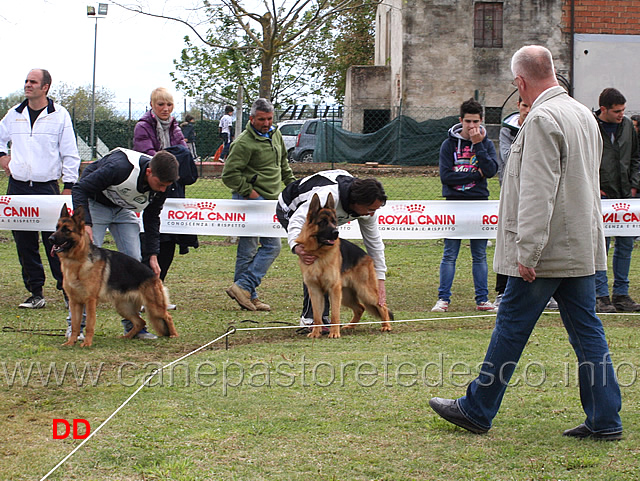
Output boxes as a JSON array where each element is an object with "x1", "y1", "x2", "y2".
[{"x1": 429, "y1": 45, "x2": 622, "y2": 440}]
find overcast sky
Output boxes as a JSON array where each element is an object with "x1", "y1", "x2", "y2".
[{"x1": 0, "y1": 0, "x2": 204, "y2": 113}]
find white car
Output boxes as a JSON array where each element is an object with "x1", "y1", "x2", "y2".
[{"x1": 277, "y1": 119, "x2": 305, "y2": 159}]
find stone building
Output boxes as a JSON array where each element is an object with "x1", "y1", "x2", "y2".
[{"x1": 344, "y1": 0, "x2": 640, "y2": 133}]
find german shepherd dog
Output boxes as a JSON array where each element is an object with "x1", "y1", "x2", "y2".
[
  {"x1": 295, "y1": 193, "x2": 392, "y2": 339},
  {"x1": 49, "y1": 204, "x2": 178, "y2": 347}
]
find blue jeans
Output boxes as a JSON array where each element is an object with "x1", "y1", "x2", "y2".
[
  {"x1": 438, "y1": 238, "x2": 489, "y2": 304},
  {"x1": 457, "y1": 275, "x2": 622, "y2": 434},
  {"x1": 232, "y1": 193, "x2": 281, "y2": 299},
  {"x1": 595, "y1": 236, "x2": 635, "y2": 297},
  {"x1": 88, "y1": 199, "x2": 141, "y2": 260},
  {"x1": 221, "y1": 133, "x2": 231, "y2": 160}
]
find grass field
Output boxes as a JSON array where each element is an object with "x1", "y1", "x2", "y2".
[{"x1": 1, "y1": 174, "x2": 639, "y2": 480}]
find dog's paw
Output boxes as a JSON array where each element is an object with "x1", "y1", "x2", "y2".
[
  {"x1": 328, "y1": 329, "x2": 341, "y2": 339},
  {"x1": 80, "y1": 340, "x2": 93, "y2": 348},
  {"x1": 342, "y1": 324, "x2": 356, "y2": 330},
  {"x1": 61, "y1": 339, "x2": 75, "y2": 347},
  {"x1": 307, "y1": 328, "x2": 322, "y2": 339},
  {"x1": 380, "y1": 324, "x2": 392, "y2": 332}
]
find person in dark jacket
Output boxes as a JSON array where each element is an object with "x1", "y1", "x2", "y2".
[
  {"x1": 72, "y1": 148, "x2": 179, "y2": 339},
  {"x1": 180, "y1": 114, "x2": 198, "y2": 159},
  {"x1": 134, "y1": 88, "x2": 199, "y2": 291},
  {"x1": 431, "y1": 98, "x2": 498, "y2": 313},
  {"x1": 594, "y1": 88, "x2": 640, "y2": 313}
]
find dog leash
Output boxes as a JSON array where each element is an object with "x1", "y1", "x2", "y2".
[{"x1": 2, "y1": 326, "x2": 66, "y2": 337}]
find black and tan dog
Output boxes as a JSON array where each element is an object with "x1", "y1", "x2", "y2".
[
  {"x1": 49, "y1": 204, "x2": 178, "y2": 347},
  {"x1": 295, "y1": 193, "x2": 392, "y2": 339}
]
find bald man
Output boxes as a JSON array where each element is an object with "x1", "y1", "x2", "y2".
[
  {"x1": 429, "y1": 46, "x2": 622, "y2": 441},
  {"x1": 0, "y1": 69, "x2": 80, "y2": 310}
]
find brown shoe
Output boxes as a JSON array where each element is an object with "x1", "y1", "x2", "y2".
[
  {"x1": 611, "y1": 294, "x2": 640, "y2": 312},
  {"x1": 251, "y1": 298, "x2": 271, "y2": 311},
  {"x1": 596, "y1": 296, "x2": 617, "y2": 313},
  {"x1": 225, "y1": 283, "x2": 256, "y2": 311}
]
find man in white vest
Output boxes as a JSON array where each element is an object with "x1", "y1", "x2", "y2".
[{"x1": 72, "y1": 148, "x2": 179, "y2": 338}]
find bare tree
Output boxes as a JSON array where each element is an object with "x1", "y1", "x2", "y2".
[{"x1": 112, "y1": 0, "x2": 380, "y2": 99}]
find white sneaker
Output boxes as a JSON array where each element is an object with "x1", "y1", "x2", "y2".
[
  {"x1": 431, "y1": 299, "x2": 449, "y2": 312},
  {"x1": 134, "y1": 331, "x2": 158, "y2": 340},
  {"x1": 546, "y1": 298, "x2": 559, "y2": 310},
  {"x1": 19, "y1": 295, "x2": 46, "y2": 309},
  {"x1": 494, "y1": 294, "x2": 504, "y2": 308},
  {"x1": 476, "y1": 301, "x2": 498, "y2": 312},
  {"x1": 65, "y1": 325, "x2": 85, "y2": 342},
  {"x1": 141, "y1": 304, "x2": 175, "y2": 312},
  {"x1": 299, "y1": 317, "x2": 314, "y2": 327}
]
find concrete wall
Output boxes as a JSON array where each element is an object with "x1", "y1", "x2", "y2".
[
  {"x1": 399, "y1": 0, "x2": 569, "y2": 112},
  {"x1": 344, "y1": 65, "x2": 391, "y2": 132},
  {"x1": 351, "y1": 0, "x2": 571, "y2": 124},
  {"x1": 347, "y1": 0, "x2": 640, "y2": 131}
]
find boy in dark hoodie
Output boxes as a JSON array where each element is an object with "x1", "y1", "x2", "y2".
[{"x1": 431, "y1": 98, "x2": 498, "y2": 313}]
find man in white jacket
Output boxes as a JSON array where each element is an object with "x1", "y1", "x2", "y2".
[
  {"x1": 0, "y1": 69, "x2": 80, "y2": 310},
  {"x1": 429, "y1": 46, "x2": 622, "y2": 440}
]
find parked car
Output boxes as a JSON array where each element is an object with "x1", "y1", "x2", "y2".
[
  {"x1": 290, "y1": 118, "x2": 342, "y2": 163},
  {"x1": 276, "y1": 119, "x2": 305, "y2": 159}
]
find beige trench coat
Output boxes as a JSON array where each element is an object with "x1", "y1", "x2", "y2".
[{"x1": 494, "y1": 86, "x2": 607, "y2": 278}]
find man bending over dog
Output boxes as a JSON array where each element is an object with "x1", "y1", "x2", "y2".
[
  {"x1": 72, "y1": 148, "x2": 179, "y2": 339},
  {"x1": 276, "y1": 169, "x2": 388, "y2": 332}
]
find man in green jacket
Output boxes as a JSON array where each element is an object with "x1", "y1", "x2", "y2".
[
  {"x1": 594, "y1": 88, "x2": 640, "y2": 313},
  {"x1": 222, "y1": 98, "x2": 296, "y2": 311}
]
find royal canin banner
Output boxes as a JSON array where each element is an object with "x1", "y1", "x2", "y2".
[{"x1": 1, "y1": 196, "x2": 640, "y2": 239}]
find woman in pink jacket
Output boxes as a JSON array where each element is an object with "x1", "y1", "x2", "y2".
[{"x1": 133, "y1": 88, "x2": 198, "y2": 307}]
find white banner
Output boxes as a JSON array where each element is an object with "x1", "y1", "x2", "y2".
[{"x1": 1, "y1": 195, "x2": 640, "y2": 239}]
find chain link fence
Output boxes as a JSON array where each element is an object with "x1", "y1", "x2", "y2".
[{"x1": 62, "y1": 100, "x2": 505, "y2": 200}]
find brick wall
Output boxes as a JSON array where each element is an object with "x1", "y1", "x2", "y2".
[{"x1": 562, "y1": 0, "x2": 640, "y2": 35}]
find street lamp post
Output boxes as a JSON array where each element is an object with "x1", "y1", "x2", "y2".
[{"x1": 87, "y1": 3, "x2": 108, "y2": 160}]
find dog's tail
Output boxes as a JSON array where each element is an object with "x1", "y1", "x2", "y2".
[
  {"x1": 362, "y1": 303, "x2": 393, "y2": 332},
  {"x1": 364, "y1": 303, "x2": 393, "y2": 321},
  {"x1": 142, "y1": 280, "x2": 179, "y2": 338}
]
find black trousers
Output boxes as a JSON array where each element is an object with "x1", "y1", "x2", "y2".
[
  {"x1": 276, "y1": 204, "x2": 329, "y2": 320},
  {"x1": 8, "y1": 177, "x2": 64, "y2": 296}
]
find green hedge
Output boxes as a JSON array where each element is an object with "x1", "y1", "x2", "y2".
[{"x1": 74, "y1": 120, "x2": 223, "y2": 158}]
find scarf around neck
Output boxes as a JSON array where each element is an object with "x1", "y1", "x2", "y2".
[{"x1": 154, "y1": 113, "x2": 172, "y2": 150}]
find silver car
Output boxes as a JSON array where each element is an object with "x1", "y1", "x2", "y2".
[
  {"x1": 276, "y1": 120, "x2": 305, "y2": 159},
  {"x1": 290, "y1": 118, "x2": 342, "y2": 163}
]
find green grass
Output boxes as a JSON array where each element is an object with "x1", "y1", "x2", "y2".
[{"x1": 0, "y1": 230, "x2": 639, "y2": 480}]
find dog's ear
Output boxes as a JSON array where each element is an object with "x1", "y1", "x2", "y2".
[
  {"x1": 308, "y1": 193, "x2": 322, "y2": 218},
  {"x1": 60, "y1": 203, "x2": 70, "y2": 218},
  {"x1": 72, "y1": 205, "x2": 85, "y2": 226},
  {"x1": 324, "y1": 193, "x2": 335, "y2": 210}
]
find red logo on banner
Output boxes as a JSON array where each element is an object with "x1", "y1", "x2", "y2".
[
  {"x1": 196, "y1": 201, "x2": 217, "y2": 211},
  {"x1": 603, "y1": 202, "x2": 640, "y2": 223},
  {"x1": 167, "y1": 201, "x2": 246, "y2": 222},
  {"x1": 380, "y1": 203, "x2": 454, "y2": 225},
  {"x1": 1, "y1": 200, "x2": 40, "y2": 218},
  {"x1": 612, "y1": 202, "x2": 630, "y2": 212}
]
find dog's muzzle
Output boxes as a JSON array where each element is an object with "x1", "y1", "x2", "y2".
[
  {"x1": 48, "y1": 233, "x2": 71, "y2": 256},
  {"x1": 318, "y1": 229, "x2": 339, "y2": 246}
]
